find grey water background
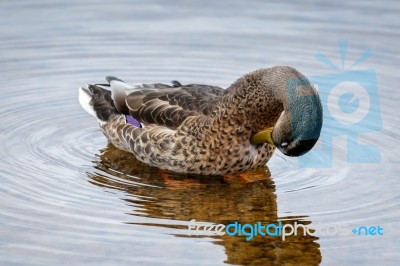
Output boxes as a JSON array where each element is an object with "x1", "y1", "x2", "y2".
[{"x1": 1, "y1": 0, "x2": 399, "y2": 265}]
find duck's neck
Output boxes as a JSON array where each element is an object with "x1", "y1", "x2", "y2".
[
  {"x1": 215, "y1": 68, "x2": 284, "y2": 132},
  {"x1": 215, "y1": 66, "x2": 321, "y2": 136}
]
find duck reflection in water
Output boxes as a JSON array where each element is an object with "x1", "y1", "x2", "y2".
[{"x1": 88, "y1": 144, "x2": 321, "y2": 265}]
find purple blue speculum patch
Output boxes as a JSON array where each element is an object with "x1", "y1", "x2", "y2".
[{"x1": 125, "y1": 115, "x2": 142, "y2": 128}]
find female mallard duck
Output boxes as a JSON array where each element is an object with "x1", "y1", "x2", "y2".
[{"x1": 79, "y1": 66, "x2": 322, "y2": 175}]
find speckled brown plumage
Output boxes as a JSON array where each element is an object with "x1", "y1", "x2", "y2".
[{"x1": 79, "y1": 66, "x2": 323, "y2": 175}]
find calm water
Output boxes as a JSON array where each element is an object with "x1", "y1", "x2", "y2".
[{"x1": 1, "y1": 1, "x2": 399, "y2": 265}]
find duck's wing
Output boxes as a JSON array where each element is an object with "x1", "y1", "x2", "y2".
[{"x1": 107, "y1": 77, "x2": 225, "y2": 129}]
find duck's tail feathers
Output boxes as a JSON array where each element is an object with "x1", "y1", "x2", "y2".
[
  {"x1": 106, "y1": 76, "x2": 132, "y2": 114},
  {"x1": 79, "y1": 84, "x2": 119, "y2": 125}
]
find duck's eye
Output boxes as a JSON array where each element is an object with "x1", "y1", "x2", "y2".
[{"x1": 280, "y1": 142, "x2": 288, "y2": 148}]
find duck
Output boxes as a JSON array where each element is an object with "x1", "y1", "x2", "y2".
[{"x1": 79, "y1": 66, "x2": 323, "y2": 175}]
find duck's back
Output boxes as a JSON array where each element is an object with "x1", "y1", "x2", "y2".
[{"x1": 107, "y1": 77, "x2": 226, "y2": 129}]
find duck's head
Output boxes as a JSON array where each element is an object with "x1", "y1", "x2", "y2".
[
  {"x1": 271, "y1": 108, "x2": 322, "y2": 157},
  {"x1": 251, "y1": 69, "x2": 323, "y2": 157}
]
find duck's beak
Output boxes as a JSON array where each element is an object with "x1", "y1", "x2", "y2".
[{"x1": 250, "y1": 127, "x2": 274, "y2": 145}]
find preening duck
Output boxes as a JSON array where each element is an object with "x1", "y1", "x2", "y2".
[{"x1": 79, "y1": 66, "x2": 322, "y2": 175}]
